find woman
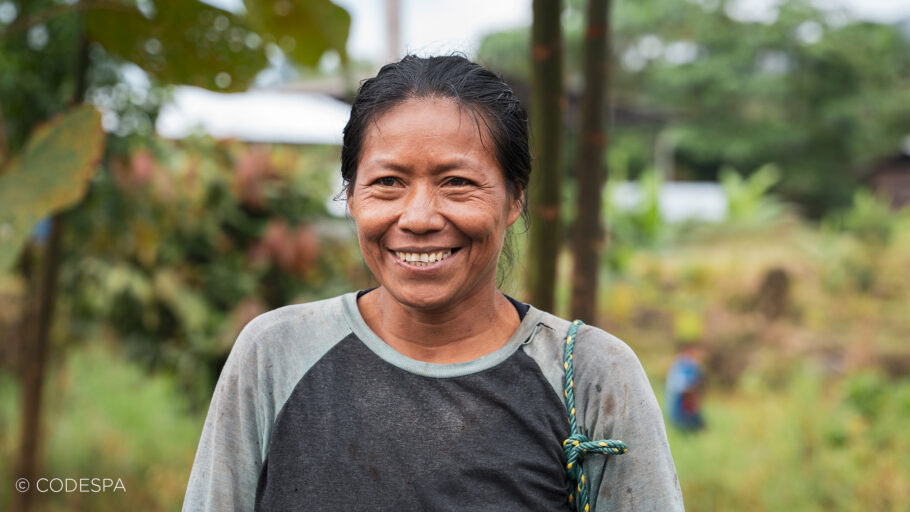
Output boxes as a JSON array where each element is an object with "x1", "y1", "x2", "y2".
[{"x1": 183, "y1": 55, "x2": 683, "y2": 511}]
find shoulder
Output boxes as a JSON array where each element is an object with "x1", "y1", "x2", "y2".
[
  {"x1": 215, "y1": 293, "x2": 356, "y2": 426},
  {"x1": 227, "y1": 293, "x2": 351, "y2": 366},
  {"x1": 575, "y1": 324, "x2": 643, "y2": 375},
  {"x1": 529, "y1": 307, "x2": 642, "y2": 371},
  {"x1": 520, "y1": 307, "x2": 649, "y2": 415}
]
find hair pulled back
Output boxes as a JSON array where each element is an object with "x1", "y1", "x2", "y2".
[{"x1": 341, "y1": 54, "x2": 530, "y2": 211}]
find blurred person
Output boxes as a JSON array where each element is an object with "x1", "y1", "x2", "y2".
[
  {"x1": 182, "y1": 55, "x2": 682, "y2": 511},
  {"x1": 665, "y1": 342, "x2": 707, "y2": 431}
]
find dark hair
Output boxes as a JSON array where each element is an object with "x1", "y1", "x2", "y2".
[
  {"x1": 341, "y1": 54, "x2": 530, "y2": 213},
  {"x1": 340, "y1": 54, "x2": 531, "y2": 285}
]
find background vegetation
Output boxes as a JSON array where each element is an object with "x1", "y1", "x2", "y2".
[{"x1": 2, "y1": 0, "x2": 909, "y2": 510}]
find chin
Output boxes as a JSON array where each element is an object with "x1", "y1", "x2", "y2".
[{"x1": 387, "y1": 285, "x2": 455, "y2": 312}]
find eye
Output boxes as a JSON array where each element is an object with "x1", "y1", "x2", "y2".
[
  {"x1": 372, "y1": 176, "x2": 399, "y2": 187},
  {"x1": 445, "y1": 176, "x2": 475, "y2": 187}
]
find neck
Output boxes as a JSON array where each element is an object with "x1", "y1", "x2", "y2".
[{"x1": 357, "y1": 284, "x2": 521, "y2": 364}]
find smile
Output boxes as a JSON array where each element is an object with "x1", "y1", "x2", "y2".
[{"x1": 390, "y1": 248, "x2": 461, "y2": 267}]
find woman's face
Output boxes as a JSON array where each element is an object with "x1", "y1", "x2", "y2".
[{"x1": 348, "y1": 98, "x2": 522, "y2": 312}]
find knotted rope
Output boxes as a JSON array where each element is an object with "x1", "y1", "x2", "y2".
[{"x1": 562, "y1": 319, "x2": 628, "y2": 512}]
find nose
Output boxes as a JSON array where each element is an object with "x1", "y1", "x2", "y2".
[{"x1": 397, "y1": 183, "x2": 446, "y2": 233}]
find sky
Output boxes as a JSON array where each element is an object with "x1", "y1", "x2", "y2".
[
  {"x1": 332, "y1": 0, "x2": 530, "y2": 62},
  {"x1": 205, "y1": 0, "x2": 910, "y2": 65},
  {"x1": 331, "y1": 0, "x2": 910, "y2": 64}
]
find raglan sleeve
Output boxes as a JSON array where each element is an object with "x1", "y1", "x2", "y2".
[
  {"x1": 576, "y1": 327, "x2": 685, "y2": 512},
  {"x1": 182, "y1": 321, "x2": 271, "y2": 512}
]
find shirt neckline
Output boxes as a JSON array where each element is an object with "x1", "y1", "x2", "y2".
[
  {"x1": 357, "y1": 286, "x2": 531, "y2": 321},
  {"x1": 340, "y1": 290, "x2": 543, "y2": 378}
]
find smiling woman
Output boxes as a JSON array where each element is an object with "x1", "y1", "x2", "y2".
[
  {"x1": 182, "y1": 55, "x2": 684, "y2": 512},
  {"x1": 350, "y1": 97, "x2": 524, "y2": 363}
]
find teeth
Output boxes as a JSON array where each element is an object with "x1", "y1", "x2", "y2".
[{"x1": 395, "y1": 249, "x2": 454, "y2": 264}]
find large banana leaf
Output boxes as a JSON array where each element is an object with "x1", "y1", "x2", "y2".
[{"x1": 0, "y1": 105, "x2": 105, "y2": 273}]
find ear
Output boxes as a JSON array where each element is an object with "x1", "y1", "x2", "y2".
[
  {"x1": 345, "y1": 178, "x2": 357, "y2": 202},
  {"x1": 506, "y1": 189, "x2": 523, "y2": 227},
  {"x1": 345, "y1": 185, "x2": 359, "y2": 221}
]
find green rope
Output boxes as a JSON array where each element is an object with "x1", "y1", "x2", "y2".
[{"x1": 562, "y1": 319, "x2": 628, "y2": 512}]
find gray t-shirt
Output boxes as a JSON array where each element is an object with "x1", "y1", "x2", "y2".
[{"x1": 182, "y1": 290, "x2": 684, "y2": 511}]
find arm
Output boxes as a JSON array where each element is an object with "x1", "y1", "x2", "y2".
[
  {"x1": 182, "y1": 325, "x2": 268, "y2": 512},
  {"x1": 576, "y1": 327, "x2": 685, "y2": 512}
]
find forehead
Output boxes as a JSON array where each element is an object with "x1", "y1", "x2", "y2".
[{"x1": 359, "y1": 98, "x2": 497, "y2": 166}]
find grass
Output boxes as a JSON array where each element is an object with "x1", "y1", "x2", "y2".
[
  {"x1": 591, "y1": 214, "x2": 910, "y2": 511},
  {"x1": 0, "y1": 342, "x2": 204, "y2": 511},
  {"x1": 668, "y1": 366, "x2": 910, "y2": 511}
]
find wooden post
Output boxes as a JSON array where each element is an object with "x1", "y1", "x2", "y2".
[
  {"x1": 570, "y1": 0, "x2": 611, "y2": 323},
  {"x1": 527, "y1": 0, "x2": 564, "y2": 312}
]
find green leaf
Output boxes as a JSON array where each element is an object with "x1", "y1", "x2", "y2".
[
  {"x1": 0, "y1": 105, "x2": 105, "y2": 273},
  {"x1": 86, "y1": 0, "x2": 270, "y2": 91},
  {"x1": 243, "y1": 0, "x2": 351, "y2": 66}
]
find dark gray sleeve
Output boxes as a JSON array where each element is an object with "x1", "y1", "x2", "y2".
[{"x1": 574, "y1": 325, "x2": 684, "y2": 512}]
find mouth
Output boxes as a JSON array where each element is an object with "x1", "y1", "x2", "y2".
[{"x1": 389, "y1": 247, "x2": 462, "y2": 268}]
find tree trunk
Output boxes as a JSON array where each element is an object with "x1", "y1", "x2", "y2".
[
  {"x1": 12, "y1": 217, "x2": 63, "y2": 512},
  {"x1": 12, "y1": 18, "x2": 88, "y2": 512},
  {"x1": 527, "y1": 0, "x2": 563, "y2": 312},
  {"x1": 570, "y1": 0, "x2": 612, "y2": 322}
]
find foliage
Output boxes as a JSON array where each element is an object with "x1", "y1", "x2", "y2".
[
  {"x1": 59, "y1": 138, "x2": 367, "y2": 404},
  {"x1": 0, "y1": 0, "x2": 352, "y2": 273},
  {"x1": 615, "y1": 0, "x2": 910, "y2": 214},
  {"x1": 669, "y1": 367, "x2": 910, "y2": 511},
  {"x1": 602, "y1": 168, "x2": 667, "y2": 271},
  {"x1": 831, "y1": 189, "x2": 901, "y2": 246},
  {"x1": 476, "y1": 0, "x2": 910, "y2": 215},
  {"x1": 241, "y1": 0, "x2": 350, "y2": 67},
  {"x1": 0, "y1": 1, "x2": 82, "y2": 151},
  {"x1": 596, "y1": 209, "x2": 910, "y2": 366},
  {"x1": 0, "y1": 105, "x2": 104, "y2": 272},
  {"x1": 0, "y1": 0, "x2": 350, "y2": 142},
  {"x1": 559, "y1": 207, "x2": 910, "y2": 510},
  {"x1": 83, "y1": 0, "x2": 267, "y2": 93},
  {"x1": 0, "y1": 0, "x2": 355, "y2": 402},
  {"x1": 719, "y1": 163, "x2": 786, "y2": 226},
  {"x1": 818, "y1": 189, "x2": 910, "y2": 292},
  {"x1": 82, "y1": 0, "x2": 349, "y2": 92},
  {"x1": 1, "y1": 0, "x2": 349, "y2": 93}
]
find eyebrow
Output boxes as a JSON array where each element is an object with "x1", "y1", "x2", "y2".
[{"x1": 362, "y1": 157, "x2": 477, "y2": 173}]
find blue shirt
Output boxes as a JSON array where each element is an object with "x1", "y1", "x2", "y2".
[{"x1": 665, "y1": 355, "x2": 704, "y2": 430}]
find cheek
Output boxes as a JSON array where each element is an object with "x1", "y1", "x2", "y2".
[
  {"x1": 448, "y1": 209, "x2": 504, "y2": 243},
  {"x1": 350, "y1": 199, "x2": 391, "y2": 249},
  {"x1": 356, "y1": 222, "x2": 386, "y2": 257},
  {"x1": 354, "y1": 223, "x2": 387, "y2": 274},
  {"x1": 466, "y1": 196, "x2": 514, "y2": 237}
]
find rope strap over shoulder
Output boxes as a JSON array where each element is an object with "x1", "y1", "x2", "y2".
[{"x1": 563, "y1": 319, "x2": 628, "y2": 512}]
